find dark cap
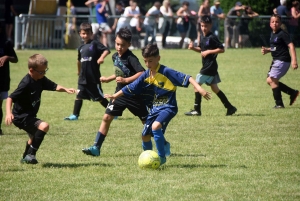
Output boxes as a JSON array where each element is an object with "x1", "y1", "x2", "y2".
[{"x1": 235, "y1": 1, "x2": 242, "y2": 6}]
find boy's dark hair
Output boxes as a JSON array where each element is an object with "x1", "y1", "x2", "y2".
[
  {"x1": 116, "y1": 27, "x2": 132, "y2": 43},
  {"x1": 200, "y1": 15, "x2": 212, "y2": 24},
  {"x1": 271, "y1": 14, "x2": 281, "y2": 22},
  {"x1": 79, "y1": 22, "x2": 93, "y2": 33},
  {"x1": 141, "y1": 44, "x2": 159, "y2": 58},
  {"x1": 182, "y1": 1, "x2": 189, "y2": 6},
  {"x1": 28, "y1": 54, "x2": 48, "y2": 69}
]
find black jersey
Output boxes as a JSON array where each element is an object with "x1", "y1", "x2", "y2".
[
  {"x1": 0, "y1": 39, "x2": 17, "y2": 91},
  {"x1": 270, "y1": 29, "x2": 291, "y2": 62},
  {"x1": 77, "y1": 40, "x2": 110, "y2": 85},
  {"x1": 9, "y1": 74, "x2": 57, "y2": 120},
  {"x1": 112, "y1": 50, "x2": 145, "y2": 92},
  {"x1": 199, "y1": 32, "x2": 224, "y2": 76}
]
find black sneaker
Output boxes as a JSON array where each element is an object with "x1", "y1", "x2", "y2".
[
  {"x1": 226, "y1": 106, "x2": 237, "y2": 116},
  {"x1": 184, "y1": 110, "x2": 201, "y2": 116},
  {"x1": 290, "y1": 90, "x2": 299, "y2": 106},
  {"x1": 273, "y1": 105, "x2": 285, "y2": 109},
  {"x1": 21, "y1": 154, "x2": 38, "y2": 164}
]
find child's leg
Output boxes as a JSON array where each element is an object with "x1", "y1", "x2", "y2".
[
  {"x1": 185, "y1": 85, "x2": 202, "y2": 116},
  {"x1": 279, "y1": 82, "x2": 296, "y2": 95},
  {"x1": 152, "y1": 121, "x2": 165, "y2": 158},
  {"x1": 99, "y1": 98, "x2": 109, "y2": 108},
  {"x1": 142, "y1": 135, "x2": 153, "y2": 151},
  {"x1": 27, "y1": 122, "x2": 49, "y2": 156},
  {"x1": 267, "y1": 77, "x2": 284, "y2": 107},
  {"x1": 23, "y1": 139, "x2": 32, "y2": 159},
  {"x1": 73, "y1": 99, "x2": 83, "y2": 117},
  {"x1": 211, "y1": 84, "x2": 237, "y2": 115},
  {"x1": 0, "y1": 100, "x2": 3, "y2": 133}
]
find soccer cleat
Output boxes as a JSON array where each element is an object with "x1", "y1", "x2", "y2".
[
  {"x1": 160, "y1": 156, "x2": 166, "y2": 166},
  {"x1": 0, "y1": 129, "x2": 3, "y2": 136},
  {"x1": 273, "y1": 105, "x2": 285, "y2": 109},
  {"x1": 164, "y1": 142, "x2": 171, "y2": 157},
  {"x1": 21, "y1": 154, "x2": 38, "y2": 164},
  {"x1": 64, "y1": 114, "x2": 78, "y2": 120},
  {"x1": 226, "y1": 106, "x2": 237, "y2": 116},
  {"x1": 290, "y1": 90, "x2": 299, "y2": 106},
  {"x1": 82, "y1": 146, "x2": 100, "y2": 156},
  {"x1": 184, "y1": 110, "x2": 201, "y2": 116},
  {"x1": 114, "y1": 116, "x2": 118, "y2": 120}
]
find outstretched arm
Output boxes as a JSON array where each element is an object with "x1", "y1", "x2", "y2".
[
  {"x1": 188, "y1": 77, "x2": 211, "y2": 100},
  {"x1": 56, "y1": 85, "x2": 76, "y2": 94},
  {"x1": 104, "y1": 90, "x2": 124, "y2": 102}
]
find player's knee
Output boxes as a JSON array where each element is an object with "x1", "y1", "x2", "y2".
[
  {"x1": 142, "y1": 135, "x2": 151, "y2": 142},
  {"x1": 152, "y1": 121, "x2": 161, "y2": 130},
  {"x1": 38, "y1": 122, "x2": 49, "y2": 132},
  {"x1": 102, "y1": 114, "x2": 114, "y2": 123}
]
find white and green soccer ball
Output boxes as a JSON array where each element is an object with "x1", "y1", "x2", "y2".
[{"x1": 138, "y1": 150, "x2": 160, "y2": 169}]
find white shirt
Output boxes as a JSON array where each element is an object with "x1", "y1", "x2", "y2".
[{"x1": 143, "y1": 6, "x2": 161, "y2": 26}]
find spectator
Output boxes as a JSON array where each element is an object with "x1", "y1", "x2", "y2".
[
  {"x1": 95, "y1": 0, "x2": 112, "y2": 47},
  {"x1": 197, "y1": 0, "x2": 210, "y2": 45},
  {"x1": 225, "y1": 2, "x2": 244, "y2": 48},
  {"x1": 210, "y1": 0, "x2": 225, "y2": 37},
  {"x1": 128, "y1": 1, "x2": 141, "y2": 49},
  {"x1": 289, "y1": 1, "x2": 300, "y2": 42},
  {"x1": 273, "y1": 0, "x2": 290, "y2": 32},
  {"x1": 176, "y1": 1, "x2": 192, "y2": 48},
  {"x1": 116, "y1": 0, "x2": 140, "y2": 34},
  {"x1": 85, "y1": 0, "x2": 100, "y2": 40},
  {"x1": 111, "y1": 1, "x2": 125, "y2": 33},
  {"x1": 238, "y1": 6, "x2": 258, "y2": 48},
  {"x1": 4, "y1": 0, "x2": 18, "y2": 41},
  {"x1": 67, "y1": 1, "x2": 77, "y2": 36},
  {"x1": 143, "y1": 1, "x2": 161, "y2": 46},
  {"x1": 160, "y1": 0, "x2": 173, "y2": 48}
]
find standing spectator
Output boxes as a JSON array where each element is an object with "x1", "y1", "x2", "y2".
[
  {"x1": 143, "y1": 1, "x2": 161, "y2": 46},
  {"x1": 225, "y1": 2, "x2": 244, "y2": 48},
  {"x1": 0, "y1": 24, "x2": 18, "y2": 135},
  {"x1": 176, "y1": 1, "x2": 192, "y2": 48},
  {"x1": 96, "y1": 0, "x2": 112, "y2": 47},
  {"x1": 210, "y1": 0, "x2": 225, "y2": 37},
  {"x1": 85, "y1": 0, "x2": 100, "y2": 40},
  {"x1": 128, "y1": 1, "x2": 141, "y2": 49},
  {"x1": 4, "y1": 0, "x2": 18, "y2": 41},
  {"x1": 116, "y1": 0, "x2": 140, "y2": 34},
  {"x1": 160, "y1": 0, "x2": 174, "y2": 48},
  {"x1": 111, "y1": 1, "x2": 125, "y2": 33},
  {"x1": 67, "y1": 1, "x2": 77, "y2": 36},
  {"x1": 197, "y1": 0, "x2": 210, "y2": 45},
  {"x1": 289, "y1": 1, "x2": 300, "y2": 42},
  {"x1": 273, "y1": 0, "x2": 290, "y2": 32},
  {"x1": 238, "y1": 6, "x2": 258, "y2": 48}
]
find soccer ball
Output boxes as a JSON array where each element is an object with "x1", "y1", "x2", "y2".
[{"x1": 138, "y1": 150, "x2": 160, "y2": 169}]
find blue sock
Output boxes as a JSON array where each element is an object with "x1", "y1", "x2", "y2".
[
  {"x1": 142, "y1": 140, "x2": 153, "y2": 151},
  {"x1": 93, "y1": 131, "x2": 106, "y2": 148},
  {"x1": 152, "y1": 129, "x2": 165, "y2": 157}
]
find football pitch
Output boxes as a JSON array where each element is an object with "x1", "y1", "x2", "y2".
[{"x1": 1, "y1": 48, "x2": 299, "y2": 200}]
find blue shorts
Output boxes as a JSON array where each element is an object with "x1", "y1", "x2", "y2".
[
  {"x1": 142, "y1": 108, "x2": 176, "y2": 136},
  {"x1": 196, "y1": 73, "x2": 221, "y2": 85},
  {"x1": 0, "y1": 91, "x2": 8, "y2": 100}
]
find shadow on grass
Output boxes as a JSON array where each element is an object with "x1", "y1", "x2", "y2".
[
  {"x1": 235, "y1": 113, "x2": 265, "y2": 116},
  {"x1": 41, "y1": 162, "x2": 113, "y2": 168},
  {"x1": 171, "y1": 153, "x2": 207, "y2": 157},
  {"x1": 164, "y1": 164, "x2": 248, "y2": 169}
]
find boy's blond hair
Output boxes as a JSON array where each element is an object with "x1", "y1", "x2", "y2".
[{"x1": 28, "y1": 54, "x2": 48, "y2": 69}]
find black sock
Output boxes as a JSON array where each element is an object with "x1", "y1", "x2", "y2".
[
  {"x1": 73, "y1": 100, "x2": 83, "y2": 117},
  {"x1": 194, "y1": 92, "x2": 202, "y2": 112},
  {"x1": 0, "y1": 108, "x2": 2, "y2": 130},
  {"x1": 279, "y1": 82, "x2": 295, "y2": 95},
  {"x1": 93, "y1": 131, "x2": 106, "y2": 149},
  {"x1": 272, "y1": 87, "x2": 284, "y2": 106},
  {"x1": 23, "y1": 141, "x2": 30, "y2": 158},
  {"x1": 100, "y1": 99, "x2": 109, "y2": 108},
  {"x1": 217, "y1": 90, "x2": 233, "y2": 109},
  {"x1": 28, "y1": 130, "x2": 46, "y2": 155}
]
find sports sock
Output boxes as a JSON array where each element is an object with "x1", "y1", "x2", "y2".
[
  {"x1": 142, "y1": 140, "x2": 153, "y2": 150},
  {"x1": 73, "y1": 99, "x2": 83, "y2": 117},
  {"x1": 94, "y1": 131, "x2": 106, "y2": 149},
  {"x1": 0, "y1": 108, "x2": 2, "y2": 130},
  {"x1": 100, "y1": 99, "x2": 109, "y2": 108},
  {"x1": 217, "y1": 90, "x2": 233, "y2": 109},
  {"x1": 28, "y1": 130, "x2": 46, "y2": 155},
  {"x1": 194, "y1": 92, "x2": 202, "y2": 112},
  {"x1": 272, "y1": 87, "x2": 284, "y2": 106},
  {"x1": 23, "y1": 141, "x2": 30, "y2": 158},
  {"x1": 152, "y1": 129, "x2": 165, "y2": 157},
  {"x1": 279, "y1": 82, "x2": 295, "y2": 95}
]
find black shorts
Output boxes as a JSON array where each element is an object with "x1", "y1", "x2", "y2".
[
  {"x1": 77, "y1": 83, "x2": 105, "y2": 101},
  {"x1": 13, "y1": 116, "x2": 42, "y2": 138},
  {"x1": 105, "y1": 96, "x2": 148, "y2": 121}
]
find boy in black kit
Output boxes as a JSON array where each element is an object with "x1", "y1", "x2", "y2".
[
  {"x1": 185, "y1": 15, "x2": 236, "y2": 116},
  {"x1": 0, "y1": 24, "x2": 18, "y2": 135},
  {"x1": 261, "y1": 14, "x2": 299, "y2": 108},
  {"x1": 64, "y1": 22, "x2": 110, "y2": 120},
  {"x1": 5, "y1": 54, "x2": 75, "y2": 164},
  {"x1": 82, "y1": 28, "x2": 149, "y2": 156}
]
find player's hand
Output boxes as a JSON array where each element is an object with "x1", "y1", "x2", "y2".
[
  {"x1": 66, "y1": 88, "x2": 76, "y2": 94},
  {"x1": 261, "y1": 46, "x2": 268, "y2": 55},
  {"x1": 97, "y1": 58, "x2": 104, "y2": 64},
  {"x1": 188, "y1": 41, "x2": 194, "y2": 50},
  {"x1": 5, "y1": 113, "x2": 14, "y2": 125},
  {"x1": 0, "y1": 56, "x2": 8, "y2": 67},
  {"x1": 100, "y1": 76, "x2": 108, "y2": 83},
  {"x1": 199, "y1": 89, "x2": 211, "y2": 100},
  {"x1": 291, "y1": 61, "x2": 298, "y2": 70},
  {"x1": 115, "y1": 77, "x2": 126, "y2": 84},
  {"x1": 104, "y1": 94, "x2": 116, "y2": 102},
  {"x1": 201, "y1": 50, "x2": 209, "y2": 58}
]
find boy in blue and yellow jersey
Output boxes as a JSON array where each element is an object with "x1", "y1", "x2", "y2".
[{"x1": 105, "y1": 43, "x2": 211, "y2": 166}]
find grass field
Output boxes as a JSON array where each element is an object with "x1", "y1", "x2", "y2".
[{"x1": 0, "y1": 48, "x2": 299, "y2": 201}]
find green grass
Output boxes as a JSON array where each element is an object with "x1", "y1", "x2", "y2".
[{"x1": 1, "y1": 48, "x2": 299, "y2": 201}]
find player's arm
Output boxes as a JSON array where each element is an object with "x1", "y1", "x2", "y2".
[
  {"x1": 0, "y1": 55, "x2": 17, "y2": 67},
  {"x1": 104, "y1": 90, "x2": 124, "y2": 101},
  {"x1": 56, "y1": 85, "x2": 76, "y2": 94},
  {"x1": 261, "y1": 46, "x2": 271, "y2": 55},
  {"x1": 288, "y1": 42, "x2": 298, "y2": 70},
  {"x1": 116, "y1": 71, "x2": 143, "y2": 84},
  {"x1": 100, "y1": 74, "x2": 116, "y2": 83},
  {"x1": 201, "y1": 48, "x2": 224, "y2": 58},
  {"x1": 5, "y1": 97, "x2": 14, "y2": 125},
  {"x1": 77, "y1": 60, "x2": 81, "y2": 75},
  {"x1": 188, "y1": 41, "x2": 201, "y2": 52},
  {"x1": 97, "y1": 50, "x2": 110, "y2": 64},
  {"x1": 188, "y1": 77, "x2": 211, "y2": 100}
]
